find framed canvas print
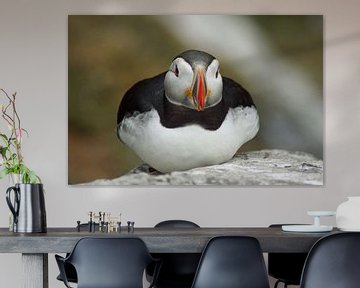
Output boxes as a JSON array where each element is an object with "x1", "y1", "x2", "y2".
[{"x1": 68, "y1": 15, "x2": 323, "y2": 186}]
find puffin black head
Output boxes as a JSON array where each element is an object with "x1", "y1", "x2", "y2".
[{"x1": 164, "y1": 50, "x2": 223, "y2": 111}]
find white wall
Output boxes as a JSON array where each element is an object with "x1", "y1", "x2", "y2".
[{"x1": 0, "y1": 0, "x2": 360, "y2": 287}]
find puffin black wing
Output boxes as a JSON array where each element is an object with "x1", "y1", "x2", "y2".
[
  {"x1": 222, "y1": 76, "x2": 255, "y2": 109},
  {"x1": 117, "y1": 72, "x2": 166, "y2": 125}
]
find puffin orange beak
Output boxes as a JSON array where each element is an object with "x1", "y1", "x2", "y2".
[{"x1": 192, "y1": 68, "x2": 207, "y2": 111}]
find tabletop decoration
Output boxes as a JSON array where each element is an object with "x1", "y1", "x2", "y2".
[
  {"x1": 0, "y1": 88, "x2": 46, "y2": 233},
  {"x1": 336, "y1": 197, "x2": 360, "y2": 231},
  {"x1": 282, "y1": 211, "x2": 335, "y2": 233},
  {"x1": 0, "y1": 89, "x2": 40, "y2": 183}
]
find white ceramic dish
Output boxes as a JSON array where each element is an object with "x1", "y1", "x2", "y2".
[
  {"x1": 307, "y1": 211, "x2": 336, "y2": 217},
  {"x1": 336, "y1": 197, "x2": 360, "y2": 231},
  {"x1": 282, "y1": 210, "x2": 335, "y2": 232},
  {"x1": 282, "y1": 225, "x2": 333, "y2": 233}
]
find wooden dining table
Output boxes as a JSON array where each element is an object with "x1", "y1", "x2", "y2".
[{"x1": 0, "y1": 226, "x2": 339, "y2": 288}]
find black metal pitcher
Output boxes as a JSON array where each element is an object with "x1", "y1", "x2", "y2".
[{"x1": 6, "y1": 183, "x2": 47, "y2": 233}]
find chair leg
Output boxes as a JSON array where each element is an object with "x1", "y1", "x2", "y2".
[{"x1": 274, "y1": 280, "x2": 289, "y2": 288}]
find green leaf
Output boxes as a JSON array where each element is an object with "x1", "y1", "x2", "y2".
[
  {"x1": 0, "y1": 134, "x2": 8, "y2": 141},
  {"x1": 21, "y1": 128, "x2": 29, "y2": 137},
  {"x1": 0, "y1": 146, "x2": 8, "y2": 157},
  {"x1": 11, "y1": 165, "x2": 20, "y2": 174},
  {"x1": 0, "y1": 168, "x2": 9, "y2": 179},
  {"x1": 18, "y1": 164, "x2": 41, "y2": 184},
  {"x1": 10, "y1": 153, "x2": 17, "y2": 161},
  {"x1": 28, "y1": 170, "x2": 41, "y2": 184}
]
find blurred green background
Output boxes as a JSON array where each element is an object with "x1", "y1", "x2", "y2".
[{"x1": 68, "y1": 15, "x2": 323, "y2": 184}]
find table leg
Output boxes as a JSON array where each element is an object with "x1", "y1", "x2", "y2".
[{"x1": 22, "y1": 253, "x2": 48, "y2": 288}]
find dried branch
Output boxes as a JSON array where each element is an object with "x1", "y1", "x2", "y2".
[{"x1": 0, "y1": 88, "x2": 40, "y2": 183}]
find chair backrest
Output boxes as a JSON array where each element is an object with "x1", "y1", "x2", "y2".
[
  {"x1": 66, "y1": 237, "x2": 154, "y2": 288},
  {"x1": 268, "y1": 224, "x2": 308, "y2": 285},
  {"x1": 191, "y1": 236, "x2": 270, "y2": 288},
  {"x1": 150, "y1": 220, "x2": 201, "y2": 287},
  {"x1": 155, "y1": 220, "x2": 200, "y2": 228},
  {"x1": 300, "y1": 232, "x2": 360, "y2": 288}
]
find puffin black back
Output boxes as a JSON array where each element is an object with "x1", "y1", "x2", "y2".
[
  {"x1": 117, "y1": 72, "x2": 166, "y2": 125},
  {"x1": 222, "y1": 77, "x2": 255, "y2": 109}
]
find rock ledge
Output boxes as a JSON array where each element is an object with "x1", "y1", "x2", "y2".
[{"x1": 83, "y1": 149, "x2": 323, "y2": 186}]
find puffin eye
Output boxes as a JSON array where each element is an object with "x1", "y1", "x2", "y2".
[
  {"x1": 174, "y1": 65, "x2": 179, "y2": 77},
  {"x1": 215, "y1": 68, "x2": 220, "y2": 78}
]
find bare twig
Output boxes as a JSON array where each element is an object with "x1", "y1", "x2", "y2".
[{"x1": 0, "y1": 88, "x2": 40, "y2": 182}]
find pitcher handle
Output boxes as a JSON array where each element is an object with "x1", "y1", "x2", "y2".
[{"x1": 6, "y1": 186, "x2": 20, "y2": 224}]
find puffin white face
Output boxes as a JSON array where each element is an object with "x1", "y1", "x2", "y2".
[{"x1": 164, "y1": 57, "x2": 223, "y2": 111}]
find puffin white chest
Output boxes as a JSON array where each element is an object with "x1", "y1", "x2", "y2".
[{"x1": 118, "y1": 106, "x2": 259, "y2": 173}]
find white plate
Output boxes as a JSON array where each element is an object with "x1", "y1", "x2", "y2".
[
  {"x1": 282, "y1": 225, "x2": 333, "y2": 232},
  {"x1": 307, "y1": 211, "x2": 336, "y2": 217}
]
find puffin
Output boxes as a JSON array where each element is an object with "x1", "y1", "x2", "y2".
[{"x1": 117, "y1": 50, "x2": 259, "y2": 173}]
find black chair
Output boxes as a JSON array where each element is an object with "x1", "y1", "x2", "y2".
[
  {"x1": 56, "y1": 262, "x2": 77, "y2": 284},
  {"x1": 55, "y1": 237, "x2": 160, "y2": 288},
  {"x1": 191, "y1": 236, "x2": 270, "y2": 288},
  {"x1": 268, "y1": 224, "x2": 308, "y2": 288},
  {"x1": 147, "y1": 220, "x2": 201, "y2": 288},
  {"x1": 300, "y1": 232, "x2": 360, "y2": 288},
  {"x1": 56, "y1": 223, "x2": 99, "y2": 284}
]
